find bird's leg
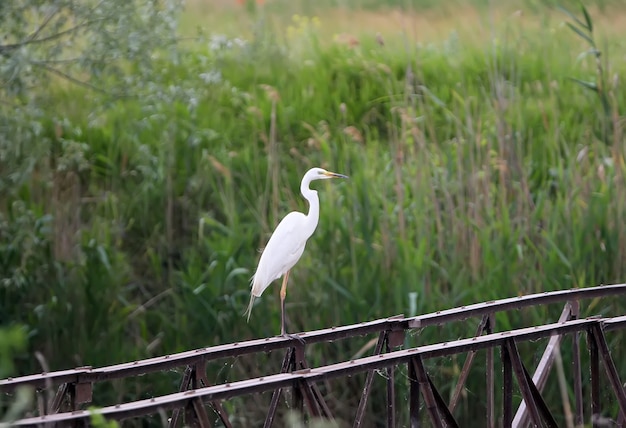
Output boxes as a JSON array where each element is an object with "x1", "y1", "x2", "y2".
[
  {"x1": 279, "y1": 270, "x2": 290, "y2": 336},
  {"x1": 279, "y1": 271, "x2": 305, "y2": 346}
]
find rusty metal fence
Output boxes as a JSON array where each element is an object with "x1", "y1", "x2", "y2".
[{"x1": 3, "y1": 283, "x2": 626, "y2": 427}]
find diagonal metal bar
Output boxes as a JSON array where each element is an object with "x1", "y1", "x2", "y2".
[
  {"x1": 267, "y1": 343, "x2": 327, "y2": 426},
  {"x1": 292, "y1": 379, "x2": 304, "y2": 422},
  {"x1": 618, "y1": 384, "x2": 626, "y2": 428},
  {"x1": 263, "y1": 348, "x2": 294, "y2": 428},
  {"x1": 505, "y1": 339, "x2": 545, "y2": 427},
  {"x1": 291, "y1": 345, "x2": 306, "y2": 423},
  {"x1": 386, "y1": 366, "x2": 396, "y2": 428},
  {"x1": 191, "y1": 396, "x2": 213, "y2": 428},
  {"x1": 309, "y1": 381, "x2": 333, "y2": 420},
  {"x1": 49, "y1": 383, "x2": 69, "y2": 414},
  {"x1": 195, "y1": 363, "x2": 233, "y2": 428},
  {"x1": 170, "y1": 363, "x2": 232, "y2": 428},
  {"x1": 449, "y1": 315, "x2": 490, "y2": 412},
  {"x1": 518, "y1": 351, "x2": 559, "y2": 427},
  {"x1": 353, "y1": 331, "x2": 387, "y2": 428},
  {"x1": 185, "y1": 399, "x2": 196, "y2": 427},
  {"x1": 408, "y1": 359, "x2": 420, "y2": 428},
  {"x1": 299, "y1": 379, "x2": 321, "y2": 418},
  {"x1": 295, "y1": 347, "x2": 334, "y2": 419},
  {"x1": 293, "y1": 357, "x2": 333, "y2": 420},
  {"x1": 386, "y1": 337, "x2": 396, "y2": 428},
  {"x1": 486, "y1": 313, "x2": 495, "y2": 428},
  {"x1": 502, "y1": 343, "x2": 513, "y2": 428},
  {"x1": 587, "y1": 327, "x2": 601, "y2": 426},
  {"x1": 289, "y1": 350, "x2": 332, "y2": 422},
  {"x1": 590, "y1": 324, "x2": 626, "y2": 421},
  {"x1": 512, "y1": 302, "x2": 573, "y2": 427},
  {"x1": 426, "y1": 371, "x2": 460, "y2": 428},
  {"x1": 411, "y1": 357, "x2": 444, "y2": 428},
  {"x1": 570, "y1": 300, "x2": 584, "y2": 427},
  {"x1": 169, "y1": 366, "x2": 194, "y2": 428}
]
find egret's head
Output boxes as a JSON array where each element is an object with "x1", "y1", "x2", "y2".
[{"x1": 308, "y1": 167, "x2": 349, "y2": 181}]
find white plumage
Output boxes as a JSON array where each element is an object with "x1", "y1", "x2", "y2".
[
  {"x1": 244, "y1": 167, "x2": 348, "y2": 336},
  {"x1": 249, "y1": 211, "x2": 309, "y2": 297}
]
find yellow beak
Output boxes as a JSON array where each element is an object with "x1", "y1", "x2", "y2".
[{"x1": 324, "y1": 171, "x2": 349, "y2": 179}]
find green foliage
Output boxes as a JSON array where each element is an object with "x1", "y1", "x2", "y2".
[
  {"x1": 1, "y1": 0, "x2": 625, "y2": 425},
  {"x1": 0, "y1": 326, "x2": 31, "y2": 425},
  {"x1": 0, "y1": 326, "x2": 26, "y2": 379},
  {"x1": 88, "y1": 409, "x2": 120, "y2": 428},
  {"x1": 261, "y1": 0, "x2": 623, "y2": 13},
  {"x1": 0, "y1": 0, "x2": 180, "y2": 99},
  {"x1": 560, "y1": 1, "x2": 617, "y2": 145}
]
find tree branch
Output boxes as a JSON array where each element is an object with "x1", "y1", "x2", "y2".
[
  {"x1": 26, "y1": 7, "x2": 61, "y2": 44},
  {"x1": 0, "y1": 20, "x2": 102, "y2": 53},
  {"x1": 33, "y1": 62, "x2": 110, "y2": 94},
  {"x1": 32, "y1": 62, "x2": 134, "y2": 100}
]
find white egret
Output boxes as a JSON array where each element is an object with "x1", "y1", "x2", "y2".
[{"x1": 245, "y1": 167, "x2": 348, "y2": 337}]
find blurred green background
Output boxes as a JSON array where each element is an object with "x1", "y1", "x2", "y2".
[{"x1": 1, "y1": 0, "x2": 625, "y2": 425}]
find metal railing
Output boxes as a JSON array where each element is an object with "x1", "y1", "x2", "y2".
[{"x1": 3, "y1": 283, "x2": 626, "y2": 427}]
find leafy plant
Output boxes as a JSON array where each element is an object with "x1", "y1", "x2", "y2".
[
  {"x1": 88, "y1": 409, "x2": 120, "y2": 428},
  {"x1": 0, "y1": 326, "x2": 31, "y2": 425},
  {"x1": 560, "y1": 2, "x2": 617, "y2": 145}
]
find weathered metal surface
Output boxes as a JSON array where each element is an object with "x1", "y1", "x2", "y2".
[
  {"x1": 353, "y1": 331, "x2": 387, "y2": 428},
  {"x1": 407, "y1": 283, "x2": 626, "y2": 329},
  {"x1": 4, "y1": 283, "x2": 626, "y2": 396},
  {"x1": 168, "y1": 365, "x2": 194, "y2": 428},
  {"x1": 412, "y1": 356, "x2": 444, "y2": 428},
  {"x1": 354, "y1": 316, "x2": 404, "y2": 428},
  {"x1": 263, "y1": 347, "x2": 294, "y2": 428},
  {"x1": 449, "y1": 314, "x2": 490, "y2": 412},
  {"x1": 512, "y1": 302, "x2": 573, "y2": 427},
  {"x1": 424, "y1": 364, "x2": 459, "y2": 428},
  {"x1": 502, "y1": 343, "x2": 513, "y2": 428},
  {"x1": 408, "y1": 357, "x2": 420, "y2": 428},
  {"x1": 0, "y1": 368, "x2": 91, "y2": 393},
  {"x1": 589, "y1": 324, "x2": 626, "y2": 421},
  {"x1": 5, "y1": 284, "x2": 626, "y2": 428},
  {"x1": 589, "y1": 325, "x2": 601, "y2": 426},
  {"x1": 168, "y1": 362, "x2": 233, "y2": 428},
  {"x1": 0, "y1": 316, "x2": 405, "y2": 393},
  {"x1": 486, "y1": 312, "x2": 495, "y2": 428},
  {"x1": 12, "y1": 315, "x2": 626, "y2": 427},
  {"x1": 571, "y1": 300, "x2": 585, "y2": 427},
  {"x1": 505, "y1": 339, "x2": 557, "y2": 427},
  {"x1": 385, "y1": 333, "x2": 396, "y2": 428}
]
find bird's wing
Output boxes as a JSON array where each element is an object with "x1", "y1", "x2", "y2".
[{"x1": 251, "y1": 211, "x2": 309, "y2": 296}]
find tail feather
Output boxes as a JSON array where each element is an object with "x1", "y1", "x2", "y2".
[
  {"x1": 244, "y1": 274, "x2": 257, "y2": 322},
  {"x1": 244, "y1": 293, "x2": 256, "y2": 322}
]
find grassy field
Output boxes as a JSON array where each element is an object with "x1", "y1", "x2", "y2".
[{"x1": 2, "y1": 0, "x2": 626, "y2": 425}]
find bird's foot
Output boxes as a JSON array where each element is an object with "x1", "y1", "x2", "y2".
[{"x1": 280, "y1": 332, "x2": 306, "y2": 346}]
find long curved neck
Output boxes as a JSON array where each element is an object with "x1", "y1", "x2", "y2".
[{"x1": 301, "y1": 179, "x2": 319, "y2": 238}]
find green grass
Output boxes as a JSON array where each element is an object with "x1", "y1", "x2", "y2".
[{"x1": 2, "y1": 0, "x2": 626, "y2": 425}]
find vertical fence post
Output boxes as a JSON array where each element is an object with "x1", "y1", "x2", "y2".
[
  {"x1": 502, "y1": 343, "x2": 513, "y2": 428},
  {"x1": 570, "y1": 300, "x2": 584, "y2": 427},
  {"x1": 386, "y1": 336, "x2": 396, "y2": 428},
  {"x1": 588, "y1": 327, "x2": 601, "y2": 427},
  {"x1": 486, "y1": 312, "x2": 496, "y2": 428},
  {"x1": 408, "y1": 358, "x2": 421, "y2": 428}
]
